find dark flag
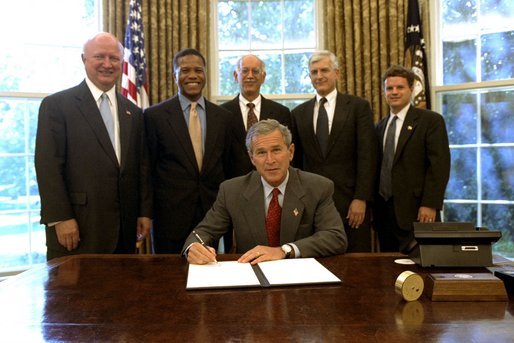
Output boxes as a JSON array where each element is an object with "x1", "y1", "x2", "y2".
[
  {"x1": 405, "y1": 0, "x2": 431, "y2": 109},
  {"x1": 121, "y1": 0, "x2": 149, "y2": 109}
]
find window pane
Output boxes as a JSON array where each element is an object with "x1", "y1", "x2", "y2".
[
  {"x1": 446, "y1": 148, "x2": 477, "y2": 199},
  {"x1": 442, "y1": 0, "x2": 477, "y2": 26},
  {"x1": 218, "y1": 1, "x2": 249, "y2": 49},
  {"x1": 0, "y1": 0, "x2": 100, "y2": 93},
  {"x1": 481, "y1": 31, "x2": 514, "y2": 81},
  {"x1": 284, "y1": 0, "x2": 315, "y2": 48},
  {"x1": 482, "y1": 204, "x2": 514, "y2": 257},
  {"x1": 442, "y1": 92, "x2": 477, "y2": 145},
  {"x1": 218, "y1": 53, "x2": 240, "y2": 96},
  {"x1": 443, "y1": 40, "x2": 477, "y2": 84},
  {"x1": 481, "y1": 147, "x2": 514, "y2": 200},
  {"x1": 481, "y1": 0, "x2": 514, "y2": 30},
  {"x1": 442, "y1": 203, "x2": 477, "y2": 222},
  {"x1": 0, "y1": 212, "x2": 45, "y2": 269},
  {"x1": 481, "y1": 90, "x2": 514, "y2": 143},
  {"x1": 260, "y1": 53, "x2": 284, "y2": 95},
  {"x1": 285, "y1": 52, "x2": 314, "y2": 94},
  {"x1": 251, "y1": 1, "x2": 282, "y2": 49},
  {"x1": 0, "y1": 98, "x2": 41, "y2": 154}
]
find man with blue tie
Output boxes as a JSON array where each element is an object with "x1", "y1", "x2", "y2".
[{"x1": 35, "y1": 32, "x2": 152, "y2": 260}]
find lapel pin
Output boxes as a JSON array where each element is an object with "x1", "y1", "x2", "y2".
[
  {"x1": 126, "y1": 110, "x2": 132, "y2": 116},
  {"x1": 293, "y1": 208, "x2": 299, "y2": 217},
  {"x1": 407, "y1": 125, "x2": 413, "y2": 131}
]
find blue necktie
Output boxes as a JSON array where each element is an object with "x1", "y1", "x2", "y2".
[
  {"x1": 316, "y1": 97, "x2": 329, "y2": 156},
  {"x1": 99, "y1": 93, "x2": 115, "y2": 148},
  {"x1": 379, "y1": 115, "x2": 398, "y2": 200}
]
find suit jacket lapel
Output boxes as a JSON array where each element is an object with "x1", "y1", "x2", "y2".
[
  {"x1": 165, "y1": 96, "x2": 199, "y2": 173},
  {"x1": 280, "y1": 168, "x2": 305, "y2": 243},
  {"x1": 394, "y1": 106, "x2": 418, "y2": 164},
  {"x1": 76, "y1": 82, "x2": 118, "y2": 166},
  {"x1": 242, "y1": 173, "x2": 268, "y2": 244},
  {"x1": 328, "y1": 93, "x2": 350, "y2": 155},
  {"x1": 299, "y1": 97, "x2": 322, "y2": 156},
  {"x1": 203, "y1": 101, "x2": 222, "y2": 173},
  {"x1": 117, "y1": 94, "x2": 133, "y2": 171}
]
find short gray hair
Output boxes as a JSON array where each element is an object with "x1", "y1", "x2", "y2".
[
  {"x1": 309, "y1": 50, "x2": 339, "y2": 70},
  {"x1": 246, "y1": 119, "x2": 292, "y2": 152}
]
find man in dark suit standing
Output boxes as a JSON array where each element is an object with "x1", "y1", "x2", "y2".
[
  {"x1": 144, "y1": 49, "x2": 234, "y2": 253},
  {"x1": 221, "y1": 54, "x2": 291, "y2": 177},
  {"x1": 220, "y1": 54, "x2": 291, "y2": 251},
  {"x1": 183, "y1": 119, "x2": 347, "y2": 265},
  {"x1": 35, "y1": 32, "x2": 152, "y2": 260},
  {"x1": 374, "y1": 65, "x2": 450, "y2": 253},
  {"x1": 291, "y1": 50, "x2": 377, "y2": 252}
]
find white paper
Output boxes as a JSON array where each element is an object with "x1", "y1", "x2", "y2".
[
  {"x1": 257, "y1": 258, "x2": 341, "y2": 285},
  {"x1": 186, "y1": 261, "x2": 261, "y2": 289}
]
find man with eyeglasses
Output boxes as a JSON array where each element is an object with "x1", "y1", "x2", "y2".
[
  {"x1": 221, "y1": 54, "x2": 291, "y2": 179},
  {"x1": 291, "y1": 50, "x2": 378, "y2": 252},
  {"x1": 35, "y1": 32, "x2": 152, "y2": 260},
  {"x1": 221, "y1": 54, "x2": 291, "y2": 251}
]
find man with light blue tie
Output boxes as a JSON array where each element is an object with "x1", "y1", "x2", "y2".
[{"x1": 35, "y1": 32, "x2": 152, "y2": 260}]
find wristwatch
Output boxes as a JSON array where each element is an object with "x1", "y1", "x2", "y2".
[{"x1": 281, "y1": 244, "x2": 293, "y2": 259}]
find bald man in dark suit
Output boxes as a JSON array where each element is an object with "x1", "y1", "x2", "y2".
[{"x1": 35, "y1": 33, "x2": 152, "y2": 260}]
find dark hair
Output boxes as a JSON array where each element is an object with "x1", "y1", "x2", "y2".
[
  {"x1": 172, "y1": 48, "x2": 206, "y2": 73},
  {"x1": 246, "y1": 119, "x2": 292, "y2": 152},
  {"x1": 382, "y1": 65, "x2": 415, "y2": 88}
]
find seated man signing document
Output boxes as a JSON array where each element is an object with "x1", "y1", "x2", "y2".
[{"x1": 183, "y1": 119, "x2": 348, "y2": 264}]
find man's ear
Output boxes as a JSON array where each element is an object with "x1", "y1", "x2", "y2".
[
  {"x1": 289, "y1": 143, "x2": 295, "y2": 161},
  {"x1": 248, "y1": 151, "x2": 256, "y2": 166}
]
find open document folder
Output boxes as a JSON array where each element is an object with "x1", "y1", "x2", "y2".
[{"x1": 186, "y1": 258, "x2": 341, "y2": 290}]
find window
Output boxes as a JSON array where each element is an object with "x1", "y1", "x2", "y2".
[
  {"x1": 211, "y1": 0, "x2": 320, "y2": 107},
  {"x1": 0, "y1": 0, "x2": 102, "y2": 272},
  {"x1": 433, "y1": 0, "x2": 514, "y2": 258}
]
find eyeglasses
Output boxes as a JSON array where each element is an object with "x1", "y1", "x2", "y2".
[{"x1": 240, "y1": 68, "x2": 263, "y2": 76}]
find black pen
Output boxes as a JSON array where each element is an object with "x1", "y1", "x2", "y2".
[{"x1": 192, "y1": 230, "x2": 217, "y2": 263}]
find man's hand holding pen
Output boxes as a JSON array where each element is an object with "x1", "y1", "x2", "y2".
[{"x1": 187, "y1": 231, "x2": 218, "y2": 265}]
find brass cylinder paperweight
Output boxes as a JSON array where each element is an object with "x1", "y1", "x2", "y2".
[{"x1": 395, "y1": 271, "x2": 424, "y2": 301}]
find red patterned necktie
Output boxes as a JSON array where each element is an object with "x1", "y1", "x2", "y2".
[
  {"x1": 246, "y1": 102, "x2": 258, "y2": 131},
  {"x1": 266, "y1": 188, "x2": 281, "y2": 247}
]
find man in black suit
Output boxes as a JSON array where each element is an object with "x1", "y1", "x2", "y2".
[
  {"x1": 144, "y1": 48, "x2": 235, "y2": 253},
  {"x1": 35, "y1": 32, "x2": 152, "y2": 260},
  {"x1": 291, "y1": 50, "x2": 378, "y2": 252},
  {"x1": 374, "y1": 65, "x2": 451, "y2": 253},
  {"x1": 221, "y1": 54, "x2": 291, "y2": 251},
  {"x1": 221, "y1": 54, "x2": 291, "y2": 177}
]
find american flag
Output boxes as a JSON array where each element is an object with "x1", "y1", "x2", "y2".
[
  {"x1": 404, "y1": 0, "x2": 431, "y2": 109},
  {"x1": 121, "y1": 0, "x2": 149, "y2": 109}
]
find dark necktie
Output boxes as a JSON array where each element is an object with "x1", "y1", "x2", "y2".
[
  {"x1": 379, "y1": 115, "x2": 398, "y2": 200},
  {"x1": 266, "y1": 188, "x2": 281, "y2": 247},
  {"x1": 316, "y1": 97, "x2": 329, "y2": 156},
  {"x1": 246, "y1": 102, "x2": 258, "y2": 131}
]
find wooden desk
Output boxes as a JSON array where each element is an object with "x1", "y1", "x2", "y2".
[{"x1": 0, "y1": 254, "x2": 512, "y2": 342}]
